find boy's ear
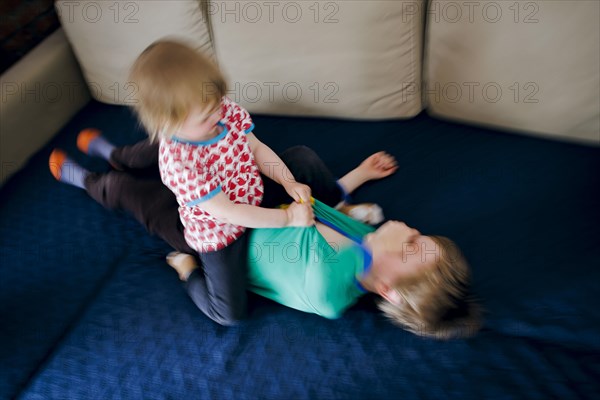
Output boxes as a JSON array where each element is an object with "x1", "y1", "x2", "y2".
[{"x1": 378, "y1": 285, "x2": 404, "y2": 306}]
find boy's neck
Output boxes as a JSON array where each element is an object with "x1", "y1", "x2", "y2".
[{"x1": 357, "y1": 273, "x2": 377, "y2": 293}]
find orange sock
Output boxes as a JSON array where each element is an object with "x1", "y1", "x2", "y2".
[
  {"x1": 77, "y1": 128, "x2": 101, "y2": 155},
  {"x1": 77, "y1": 128, "x2": 115, "y2": 162},
  {"x1": 49, "y1": 149, "x2": 67, "y2": 181},
  {"x1": 48, "y1": 149, "x2": 88, "y2": 189}
]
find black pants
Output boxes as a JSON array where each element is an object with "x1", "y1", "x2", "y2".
[{"x1": 85, "y1": 140, "x2": 343, "y2": 325}]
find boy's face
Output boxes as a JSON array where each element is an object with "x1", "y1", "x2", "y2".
[
  {"x1": 179, "y1": 104, "x2": 223, "y2": 140},
  {"x1": 365, "y1": 221, "x2": 439, "y2": 284}
]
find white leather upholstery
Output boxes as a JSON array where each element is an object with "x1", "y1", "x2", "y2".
[
  {"x1": 209, "y1": 0, "x2": 424, "y2": 119},
  {"x1": 425, "y1": 0, "x2": 600, "y2": 144},
  {"x1": 55, "y1": 0, "x2": 213, "y2": 105}
]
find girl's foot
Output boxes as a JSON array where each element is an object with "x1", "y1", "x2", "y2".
[
  {"x1": 166, "y1": 252, "x2": 199, "y2": 281},
  {"x1": 49, "y1": 149, "x2": 89, "y2": 189},
  {"x1": 77, "y1": 128, "x2": 116, "y2": 161}
]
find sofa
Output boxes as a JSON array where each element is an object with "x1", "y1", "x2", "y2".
[{"x1": 1, "y1": 1, "x2": 599, "y2": 399}]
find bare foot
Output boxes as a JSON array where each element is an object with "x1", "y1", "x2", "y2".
[
  {"x1": 338, "y1": 203, "x2": 385, "y2": 225},
  {"x1": 166, "y1": 252, "x2": 198, "y2": 281}
]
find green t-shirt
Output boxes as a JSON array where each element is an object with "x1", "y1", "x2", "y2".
[{"x1": 248, "y1": 199, "x2": 376, "y2": 319}]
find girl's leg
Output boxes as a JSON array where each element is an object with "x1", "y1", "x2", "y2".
[
  {"x1": 184, "y1": 233, "x2": 249, "y2": 326},
  {"x1": 261, "y1": 145, "x2": 346, "y2": 208},
  {"x1": 54, "y1": 144, "x2": 248, "y2": 326}
]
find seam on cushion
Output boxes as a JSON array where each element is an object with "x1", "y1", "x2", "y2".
[{"x1": 421, "y1": 0, "x2": 433, "y2": 110}]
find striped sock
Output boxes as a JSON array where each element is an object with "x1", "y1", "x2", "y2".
[
  {"x1": 49, "y1": 150, "x2": 89, "y2": 189},
  {"x1": 77, "y1": 129, "x2": 115, "y2": 161}
]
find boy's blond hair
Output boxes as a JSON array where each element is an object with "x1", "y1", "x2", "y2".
[
  {"x1": 378, "y1": 236, "x2": 482, "y2": 339},
  {"x1": 129, "y1": 40, "x2": 228, "y2": 141}
]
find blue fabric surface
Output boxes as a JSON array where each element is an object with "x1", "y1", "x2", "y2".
[{"x1": 1, "y1": 101, "x2": 599, "y2": 399}]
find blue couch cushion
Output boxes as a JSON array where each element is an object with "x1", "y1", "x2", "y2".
[{"x1": 2, "y1": 101, "x2": 599, "y2": 399}]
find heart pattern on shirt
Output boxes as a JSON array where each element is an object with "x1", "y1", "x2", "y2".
[{"x1": 159, "y1": 97, "x2": 263, "y2": 252}]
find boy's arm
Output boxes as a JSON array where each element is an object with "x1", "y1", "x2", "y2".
[
  {"x1": 197, "y1": 190, "x2": 311, "y2": 228},
  {"x1": 338, "y1": 151, "x2": 398, "y2": 194},
  {"x1": 247, "y1": 133, "x2": 311, "y2": 202},
  {"x1": 337, "y1": 168, "x2": 369, "y2": 196}
]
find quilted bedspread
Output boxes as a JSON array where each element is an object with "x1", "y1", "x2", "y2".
[{"x1": 1, "y1": 101, "x2": 598, "y2": 399}]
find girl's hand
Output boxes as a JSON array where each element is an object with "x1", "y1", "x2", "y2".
[
  {"x1": 284, "y1": 182, "x2": 312, "y2": 203},
  {"x1": 359, "y1": 151, "x2": 398, "y2": 181},
  {"x1": 285, "y1": 201, "x2": 314, "y2": 227}
]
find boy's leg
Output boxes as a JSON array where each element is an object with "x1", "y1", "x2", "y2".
[
  {"x1": 109, "y1": 139, "x2": 160, "y2": 174},
  {"x1": 84, "y1": 171, "x2": 195, "y2": 254},
  {"x1": 185, "y1": 233, "x2": 249, "y2": 326},
  {"x1": 78, "y1": 129, "x2": 159, "y2": 176},
  {"x1": 86, "y1": 170, "x2": 248, "y2": 326},
  {"x1": 261, "y1": 145, "x2": 345, "y2": 208}
]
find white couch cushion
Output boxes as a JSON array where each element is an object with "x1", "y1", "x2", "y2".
[
  {"x1": 55, "y1": 0, "x2": 213, "y2": 105},
  {"x1": 0, "y1": 29, "x2": 90, "y2": 186},
  {"x1": 209, "y1": 0, "x2": 424, "y2": 119},
  {"x1": 425, "y1": 0, "x2": 599, "y2": 144}
]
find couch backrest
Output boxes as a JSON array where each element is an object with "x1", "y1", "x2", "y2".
[
  {"x1": 57, "y1": 0, "x2": 425, "y2": 120},
  {"x1": 424, "y1": 0, "x2": 599, "y2": 144},
  {"x1": 208, "y1": 0, "x2": 424, "y2": 119},
  {"x1": 55, "y1": 0, "x2": 213, "y2": 105},
  {"x1": 55, "y1": 0, "x2": 598, "y2": 144}
]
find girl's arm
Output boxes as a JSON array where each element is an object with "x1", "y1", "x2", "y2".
[
  {"x1": 197, "y1": 191, "x2": 312, "y2": 228},
  {"x1": 247, "y1": 133, "x2": 311, "y2": 202}
]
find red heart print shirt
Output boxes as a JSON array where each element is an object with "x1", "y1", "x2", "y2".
[{"x1": 159, "y1": 97, "x2": 264, "y2": 252}]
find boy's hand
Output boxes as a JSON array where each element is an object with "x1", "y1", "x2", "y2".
[
  {"x1": 359, "y1": 151, "x2": 398, "y2": 181},
  {"x1": 285, "y1": 201, "x2": 314, "y2": 227},
  {"x1": 284, "y1": 182, "x2": 312, "y2": 203}
]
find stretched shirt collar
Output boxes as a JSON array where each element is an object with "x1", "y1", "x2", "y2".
[
  {"x1": 354, "y1": 242, "x2": 373, "y2": 293},
  {"x1": 171, "y1": 122, "x2": 228, "y2": 146},
  {"x1": 313, "y1": 209, "x2": 373, "y2": 293}
]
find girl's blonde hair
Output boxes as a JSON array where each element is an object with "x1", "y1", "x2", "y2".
[
  {"x1": 129, "y1": 39, "x2": 228, "y2": 141},
  {"x1": 378, "y1": 236, "x2": 483, "y2": 340}
]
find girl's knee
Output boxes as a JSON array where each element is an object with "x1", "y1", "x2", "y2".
[
  {"x1": 205, "y1": 299, "x2": 247, "y2": 326},
  {"x1": 213, "y1": 310, "x2": 246, "y2": 326}
]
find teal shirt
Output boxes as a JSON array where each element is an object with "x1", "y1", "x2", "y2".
[{"x1": 248, "y1": 199, "x2": 376, "y2": 319}]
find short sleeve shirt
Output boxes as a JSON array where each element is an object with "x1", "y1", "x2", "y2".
[
  {"x1": 247, "y1": 199, "x2": 376, "y2": 318},
  {"x1": 159, "y1": 97, "x2": 264, "y2": 252}
]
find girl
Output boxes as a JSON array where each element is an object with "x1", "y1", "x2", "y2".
[{"x1": 50, "y1": 40, "x2": 398, "y2": 325}]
